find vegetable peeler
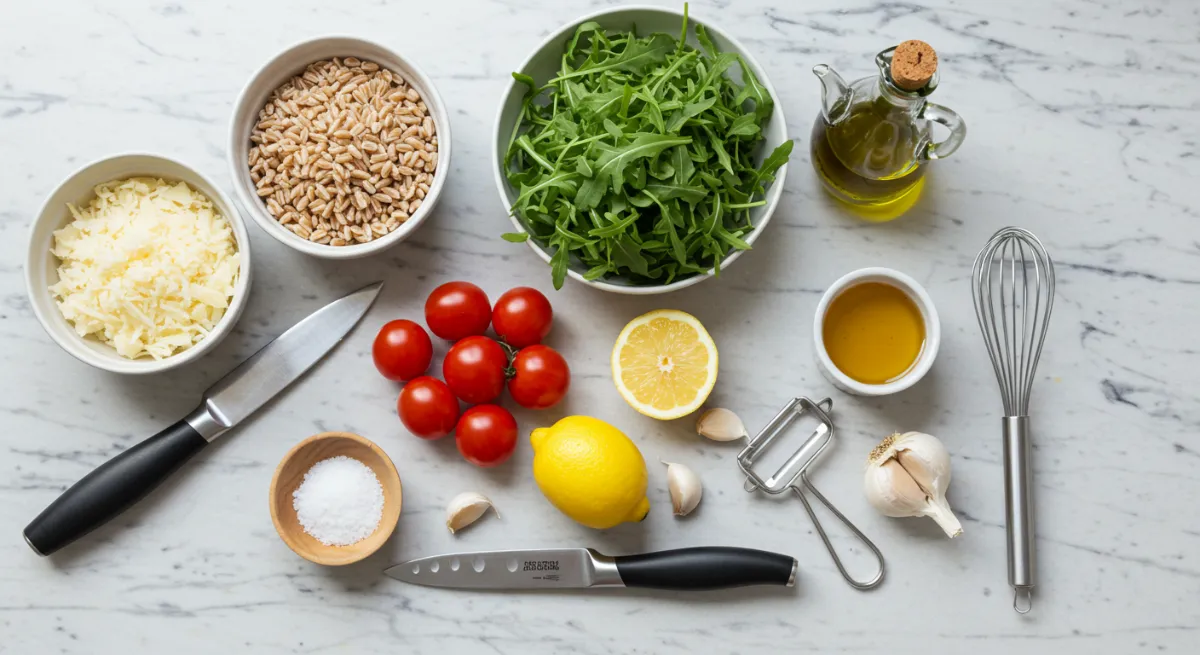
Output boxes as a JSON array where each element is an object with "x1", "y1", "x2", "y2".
[{"x1": 736, "y1": 397, "x2": 886, "y2": 589}]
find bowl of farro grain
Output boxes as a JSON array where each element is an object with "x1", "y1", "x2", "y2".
[{"x1": 229, "y1": 36, "x2": 450, "y2": 259}]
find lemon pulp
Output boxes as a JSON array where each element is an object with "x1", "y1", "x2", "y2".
[{"x1": 611, "y1": 310, "x2": 717, "y2": 420}]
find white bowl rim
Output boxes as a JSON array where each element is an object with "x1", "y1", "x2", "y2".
[
  {"x1": 491, "y1": 4, "x2": 789, "y2": 294},
  {"x1": 26, "y1": 151, "x2": 253, "y2": 375},
  {"x1": 812, "y1": 267, "x2": 942, "y2": 396},
  {"x1": 228, "y1": 34, "x2": 451, "y2": 260}
]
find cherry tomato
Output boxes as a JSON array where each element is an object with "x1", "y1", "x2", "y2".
[
  {"x1": 492, "y1": 287, "x2": 553, "y2": 348},
  {"x1": 455, "y1": 404, "x2": 519, "y2": 467},
  {"x1": 397, "y1": 376, "x2": 459, "y2": 439},
  {"x1": 425, "y1": 281, "x2": 491, "y2": 341},
  {"x1": 442, "y1": 336, "x2": 508, "y2": 404},
  {"x1": 507, "y1": 345, "x2": 570, "y2": 409},
  {"x1": 372, "y1": 319, "x2": 433, "y2": 381}
]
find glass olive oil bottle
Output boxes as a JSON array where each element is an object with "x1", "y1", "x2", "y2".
[{"x1": 810, "y1": 41, "x2": 966, "y2": 221}]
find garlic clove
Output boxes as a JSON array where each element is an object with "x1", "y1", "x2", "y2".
[
  {"x1": 865, "y1": 459, "x2": 928, "y2": 518},
  {"x1": 893, "y1": 432, "x2": 953, "y2": 495},
  {"x1": 695, "y1": 408, "x2": 748, "y2": 442},
  {"x1": 445, "y1": 492, "x2": 496, "y2": 534},
  {"x1": 663, "y1": 461, "x2": 703, "y2": 516}
]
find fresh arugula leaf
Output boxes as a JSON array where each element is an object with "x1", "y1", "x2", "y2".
[
  {"x1": 748, "y1": 139, "x2": 794, "y2": 192},
  {"x1": 592, "y1": 134, "x2": 691, "y2": 191},
  {"x1": 512, "y1": 172, "x2": 578, "y2": 211},
  {"x1": 665, "y1": 95, "x2": 716, "y2": 132},
  {"x1": 643, "y1": 182, "x2": 707, "y2": 204},
  {"x1": 551, "y1": 33, "x2": 676, "y2": 82},
  {"x1": 550, "y1": 244, "x2": 570, "y2": 290},
  {"x1": 708, "y1": 128, "x2": 734, "y2": 175},
  {"x1": 728, "y1": 113, "x2": 761, "y2": 138},
  {"x1": 611, "y1": 235, "x2": 651, "y2": 276},
  {"x1": 502, "y1": 232, "x2": 530, "y2": 242},
  {"x1": 672, "y1": 144, "x2": 695, "y2": 183},
  {"x1": 733, "y1": 57, "x2": 774, "y2": 122},
  {"x1": 583, "y1": 264, "x2": 611, "y2": 280}
]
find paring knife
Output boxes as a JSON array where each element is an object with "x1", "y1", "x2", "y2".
[
  {"x1": 24, "y1": 282, "x2": 384, "y2": 556},
  {"x1": 384, "y1": 547, "x2": 797, "y2": 591}
]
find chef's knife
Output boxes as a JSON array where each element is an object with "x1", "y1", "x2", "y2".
[
  {"x1": 24, "y1": 282, "x2": 384, "y2": 556},
  {"x1": 384, "y1": 547, "x2": 796, "y2": 591}
]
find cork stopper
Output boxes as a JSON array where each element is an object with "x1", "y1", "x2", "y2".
[{"x1": 890, "y1": 40, "x2": 938, "y2": 91}]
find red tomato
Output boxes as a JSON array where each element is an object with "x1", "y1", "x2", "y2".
[
  {"x1": 455, "y1": 404, "x2": 518, "y2": 467},
  {"x1": 492, "y1": 287, "x2": 553, "y2": 348},
  {"x1": 372, "y1": 319, "x2": 433, "y2": 381},
  {"x1": 507, "y1": 345, "x2": 570, "y2": 409},
  {"x1": 442, "y1": 336, "x2": 508, "y2": 404},
  {"x1": 397, "y1": 377, "x2": 459, "y2": 439},
  {"x1": 425, "y1": 281, "x2": 491, "y2": 341}
]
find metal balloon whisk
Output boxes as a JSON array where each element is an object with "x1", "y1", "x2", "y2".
[{"x1": 971, "y1": 226, "x2": 1055, "y2": 615}]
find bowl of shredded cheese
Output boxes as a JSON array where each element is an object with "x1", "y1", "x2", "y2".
[{"x1": 26, "y1": 152, "x2": 252, "y2": 374}]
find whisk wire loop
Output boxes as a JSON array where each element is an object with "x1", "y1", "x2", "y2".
[{"x1": 972, "y1": 227, "x2": 1055, "y2": 415}]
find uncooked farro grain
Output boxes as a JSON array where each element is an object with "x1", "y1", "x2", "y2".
[{"x1": 248, "y1": 57, "x2": 439, "y2": 246}]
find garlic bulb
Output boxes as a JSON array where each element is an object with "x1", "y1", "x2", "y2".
[
  {"x1": 695, "y1": 408, "x2": 748, "y2": 441},
  {"x1": 863, "y1": 432, "x2": 963, "y2": 538},
  {"x1": 445, "y1": 492, "x2": 496, "y2": 534},
  {"x1": 663, "y1": 461, "x2": 702, "y2": 516}
]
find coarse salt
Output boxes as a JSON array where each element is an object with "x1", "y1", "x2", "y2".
[{"x1": 292, "y1": 455, "x2": 383, "y2": 546}]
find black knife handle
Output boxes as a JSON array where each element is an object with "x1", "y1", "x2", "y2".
[
  {"x1": 23, "y1": 419, "x2": 209, "y2": 556},
  {"x1": 614, "y1": 547, "x2": 796, "y2": 590}
]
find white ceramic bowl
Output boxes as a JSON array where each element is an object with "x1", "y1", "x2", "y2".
[
  {"x1": 813, "y1": 268, "x2": 941, "y2": 396},
  {"x1": 26, "y1": 153, "x2": 253, "y2": 375},
  {"x1": 492, "y1": 6, "x2": 789, "y2": 294},
  {"x1": 229, "y1": 36, "x2": 451, "y2": 259}
]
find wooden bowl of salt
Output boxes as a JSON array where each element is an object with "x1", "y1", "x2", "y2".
[{"x1": 270, "y1": 431, "x2": 402, "y2": 566}]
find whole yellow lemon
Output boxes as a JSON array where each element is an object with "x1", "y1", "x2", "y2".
[{"x1": 530, "y1": 416, "x2": 650, "y2": 529}]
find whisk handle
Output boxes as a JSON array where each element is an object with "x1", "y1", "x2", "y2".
[{"x1": 1003, "y1": 416, "x2": 1035, "y2": 611}]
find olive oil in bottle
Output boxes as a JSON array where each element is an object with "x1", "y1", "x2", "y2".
[
  {"x1": 810, "y1": 41, "x2": 965, "y2": 221},
  {"x1": 810, "y1": 105, "x2": 927, "y2": 215}
]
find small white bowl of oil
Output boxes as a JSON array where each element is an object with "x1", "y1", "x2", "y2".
[{"x1": 813, "y1": 267, "x2": 940, "y2": 396}]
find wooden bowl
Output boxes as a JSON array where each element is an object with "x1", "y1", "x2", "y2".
[{"x1": 270, "y1": 432, "x2": 402, "y2": 566}]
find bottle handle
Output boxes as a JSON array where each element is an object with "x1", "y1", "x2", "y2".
[{"x1": 921, "y1": 103, "x2": 966, "y2": 161}]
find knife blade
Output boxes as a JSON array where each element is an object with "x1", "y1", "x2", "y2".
[
  {"x1": 384, "y1": 547, "x2": 797, "y2": 591},
  {"x1": 23, "y1": 282, "x2": 383, "y2": 556}
]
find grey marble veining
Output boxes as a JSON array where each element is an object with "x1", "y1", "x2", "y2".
[{"x1": 1, "y1": 0, "x2": 1198, "y2": 652}]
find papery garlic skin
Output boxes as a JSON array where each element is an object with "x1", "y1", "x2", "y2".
[
  {"x1": 663, "y1": 461, "x2": 703, "y2": 516},
  {"x1": 865, "y1": 459, "x2": 928, "y2": 517},
  {"x1": 695, "y1": 408, "x2": 748, "y2": 442},
  {"x1": 446, "y1": 492, "x2": 496, "y2": 534},
  {"x1": 864, "y1": 432, "x2": 963, "y2": 538}
]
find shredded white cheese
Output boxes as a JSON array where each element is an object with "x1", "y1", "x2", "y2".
[{"x1": 49, "y1": 177, "x2": 241, "y2": 360}]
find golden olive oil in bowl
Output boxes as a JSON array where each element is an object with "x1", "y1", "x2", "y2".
[{"x1": 822, "y1": 282, "x2": 926, "y2": 384}]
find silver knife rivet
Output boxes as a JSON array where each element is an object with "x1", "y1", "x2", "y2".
[
  {"x1": 473, "y1": 557, "x2": 486, "y2": 572},
  {"x1": 412, "y1": 564, "x2": 420, "y2": 575},
  {"x1": 450, "y1": 557, "x2": 460, "y2": 571},
  {"x1": 430, "y1": 561, "x2": 440, "y2": 573},
  {"x1": 507, "y1": 559, "x2": 518, "y2": 572}
]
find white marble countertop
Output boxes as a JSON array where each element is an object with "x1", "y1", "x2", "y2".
[{"x1": 2, "y1": 0, "x2": 1198, "y2": 652}]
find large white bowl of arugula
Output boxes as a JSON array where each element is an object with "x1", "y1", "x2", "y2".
[{"x1": 493, "y1": 5, "x2": 792, "y2": 294}]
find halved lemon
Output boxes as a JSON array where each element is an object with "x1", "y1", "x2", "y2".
[{"x1": 611, "y1": 310, "x2": 718, "y2": 420}]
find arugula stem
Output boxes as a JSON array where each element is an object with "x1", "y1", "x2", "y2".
[{"x1": 517, "y1": 137, "x2": 555, "y2": 172}]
